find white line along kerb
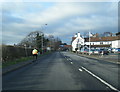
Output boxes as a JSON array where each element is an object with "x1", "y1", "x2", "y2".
[{"x1": 81, "y1": 67, "x2": 119, "y2": 92}]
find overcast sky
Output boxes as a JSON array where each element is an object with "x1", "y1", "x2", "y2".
[{"x1": 1, "y1": 1, "x2": 118, "y2": 45}]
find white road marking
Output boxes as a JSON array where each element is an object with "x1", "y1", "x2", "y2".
[
  {"x1": 78, "y1": 68, "x2": 83, "y2": 72},
  {"x1": 70, "y1": 62, "x2": 73, "y2": 64},
  {"x1": 81, "y1": 66, "x2": 119, "y2": 92}
]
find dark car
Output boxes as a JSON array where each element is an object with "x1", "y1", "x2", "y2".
[{"x1": 99, "y1": 49, "x2": 109, "y2": 55}]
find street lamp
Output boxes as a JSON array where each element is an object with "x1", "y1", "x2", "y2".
[
  {"x1": 41, "y1": 32, "x2": 44, "y2": 54},
  {"x1": 40, "y1": 24, "x2": 47, "y2": 54}
]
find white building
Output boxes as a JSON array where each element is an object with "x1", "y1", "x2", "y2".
[
  {"x1": 84, "y1": 36, "x2": 120, "y2": 49},
  {"x1": 71, "y1": 32, "x2": 120, "y2": 51},
  {"x1": 112, "y1": 40, "x2": 120, "y2": 48},
  {"x1": 71, "y1": 32, "x2": 84, "y2": 51}
]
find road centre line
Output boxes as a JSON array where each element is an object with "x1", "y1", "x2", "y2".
[
  {"x1": 70, "y1": 62, "x2": 73, "y2": 64},
  {"x1": 81, "y1": 66, "x2": 119, "y2": 92},
  {"x1": 78, "y1": 68, "x2": 83, "y2": 72}
]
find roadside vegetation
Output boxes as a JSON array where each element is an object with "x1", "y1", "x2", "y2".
[
  {"x1": 2, "y1": 31, "x2": 61, "y2": 68},
  {"x1": 2, "y1": 50, "x2": 52, "y2": 68},
  {"x1": 2, "y1": 56, "x2": 33, "y2": 68}
]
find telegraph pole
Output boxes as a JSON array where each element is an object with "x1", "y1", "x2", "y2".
[
  {"x1": 89, "y1": 31, "x2": 91, "y2": 55},
  {"x1": 40, "y1": 24, "x2": 47, "y2": 54}
]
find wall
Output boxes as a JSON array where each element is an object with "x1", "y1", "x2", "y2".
[{"x1": 112, "y1": 40, "x2": 120, "y2": 48}]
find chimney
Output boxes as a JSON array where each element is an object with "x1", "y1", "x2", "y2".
[
  {"x1": 74, "y1": 33, "x2": 77, "y2": 37},
  {"x1": 78, "y1": 32, "x2": 80, "y2": 37}
]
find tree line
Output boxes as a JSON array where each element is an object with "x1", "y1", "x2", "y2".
[{"x1": 17, "y1": 31, "x2": 62, "y2": 53}]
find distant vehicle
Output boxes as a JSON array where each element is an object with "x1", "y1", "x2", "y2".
[
  {"x1": 99, "y1": 49, "x2": 109, "y2": 55},
  {"x1": 112, "y1": 48, "x2": 120, "y2": 53},
  {"x1": 82, "y1": 49, "x2": 94, "y2": 55},
  {"x1": 80, "y1": 49, "x2": 85, "y2": 53},
  {"x1": 88, "y1": 49, "x2": 94, "y2": 55},
  {"x1": 108, "y1": 48, "x2": 112, "y2": 53},
  {"x1": 112, "y1": 48, "x2": 116, "y2": 53},
  {"x1": 118, "y1": 48, "x2": 120, "y2": 54},
  {"x1": 80, "y1": 49, "x2": 88, "y2": 54},
  {"x1": 93, "y1": 49, "x2": 99, "y2": 54}
]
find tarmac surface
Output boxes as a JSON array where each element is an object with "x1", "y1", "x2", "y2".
[{"x1": 2, "y1": 51, "x2": 120, "y2": 91}]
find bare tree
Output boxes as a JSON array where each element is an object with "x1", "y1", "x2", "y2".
[{"x1": 18, "y1": 31, "x2": 43, "y2": 48}]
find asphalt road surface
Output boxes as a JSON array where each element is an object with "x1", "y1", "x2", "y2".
[{"x1": 2, "y1": 51, "x2": 120, "y2": 91}]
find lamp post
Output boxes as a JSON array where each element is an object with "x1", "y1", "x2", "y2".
[
  {"x1": 41, "y1": 32, "x2": 44, "y2": 54},
  {"x1": 40, "y1": 24, "x2": 47, "y2": 54},
  {"x1": 89, "y1": 31, "x2": 91, "y2": 55}
]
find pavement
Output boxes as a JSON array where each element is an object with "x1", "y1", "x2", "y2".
[
  {"x1": 77, "y1": 53, "x2": 120, "y2": 64},
  {"x1": 2, "y1": 52, "x2": 119, "y2": 75}
]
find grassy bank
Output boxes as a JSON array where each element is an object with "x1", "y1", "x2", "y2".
[
  {"x1": 2, "y1": 51, "x2": 52, "y2": 68},
  {"x1": 2, "y1": 56, "x2": 33, "y2": 68}
]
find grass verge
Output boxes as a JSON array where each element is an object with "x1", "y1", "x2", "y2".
[
  {"x1": 2, "y1": 51, "x2": 53, "y2": 68},
  {"x1": 2, "y1": 56, "x2": 33, "y2": 68}
]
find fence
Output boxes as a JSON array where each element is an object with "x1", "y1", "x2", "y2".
[{"x1": 2, "y1": 45, "x2": 33, "y2": 63}]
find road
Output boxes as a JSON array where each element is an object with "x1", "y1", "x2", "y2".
[{"x1": 2, "y1": 51, "x2": 120, "y2": 91}]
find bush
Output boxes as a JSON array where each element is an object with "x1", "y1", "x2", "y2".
[{"x1": 2, "y1": 45, "x2": 33, "y2": 63}]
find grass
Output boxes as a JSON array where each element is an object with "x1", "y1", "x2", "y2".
[
  {"x1": 2, "y1": 56, "x2": 33, "y2": 68},
  {"x1": 2, "y1": 51, "x2": 52, "y2": 68}
]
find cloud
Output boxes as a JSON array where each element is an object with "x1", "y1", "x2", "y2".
[{"x1": 2, "y1": 2, "x2": 118, "y2": 45}]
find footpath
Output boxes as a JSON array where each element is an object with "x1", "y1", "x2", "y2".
[{"x1": 77, "y1": 53, "x2": 120, "y2": 64}]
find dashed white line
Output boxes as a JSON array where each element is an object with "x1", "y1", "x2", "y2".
[
  {"x1": 78, "y1": 68, "x2": 83, "y2": 72},
  {"x1": 81, "y1": 66, "x2": 119, "y2": 92},
  {"x1": 70, "y1": 62, "x2": 73, "y2": 64}
]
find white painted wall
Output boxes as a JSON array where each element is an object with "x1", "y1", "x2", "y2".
[
  {"x1": 112, "y1": 40, "x2": 120, "y2": 48},
  {"x1": 85, "y1": 41, "x2": 112, "y2": 45},
  {"x1": 72, "y1": 33, "x2": 120, "y2": 50},
  {"x1": 72, "y1": 33, "x2": 84, "y2": 51}
]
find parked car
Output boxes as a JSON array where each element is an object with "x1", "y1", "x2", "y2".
[
  {"x1": 84, "y1": 49, "x2": 94, "y2": 55},
  {"x1": 99, "y1": 49, "x2": 109, "y2": 55},
  {"x1": 83, "y1": 49, "x2": 88, "y2": 54},
  {"x1": 93, "y1": 49, "x2": 100, "y2": 54},
  {"x1": 118, "y1": 48, "x2": 120, "y2": 54},
  {"x1": 112, "y1": 48, "x2": 117, "y2": 53},
  {"x1": 112, "y1": 48, "x2": 120, "y2": 53}
]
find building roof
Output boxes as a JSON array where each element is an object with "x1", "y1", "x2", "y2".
[
  {"x1": 64, "y1": 45, "x2": 72, "y2": 48},
  {"x1": 85, "y1": 35, "x2": 120, "y2": 42},
  {"x1": 72, "y1": 37, "x2": 76, "y2": 42}
]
